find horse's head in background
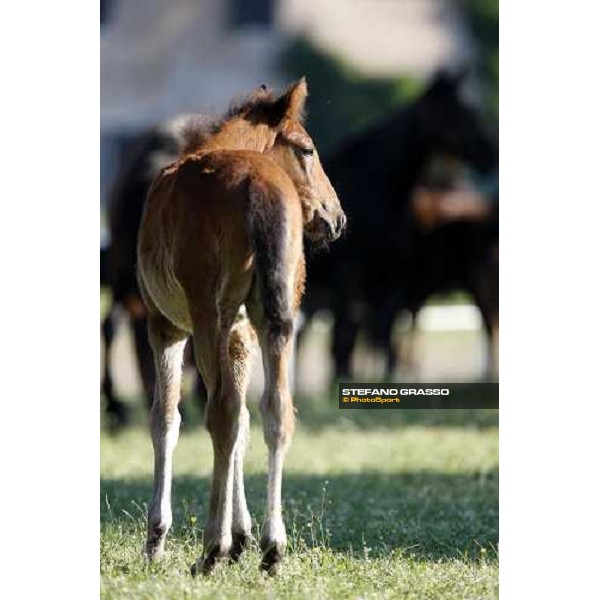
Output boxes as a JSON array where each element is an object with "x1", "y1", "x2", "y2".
[
  {"x1": 415, "y1": 69, "x2": 497, "y2": 174},
  {"x1": 192, "y1": 78, "x2": 346, "y2": 243}
]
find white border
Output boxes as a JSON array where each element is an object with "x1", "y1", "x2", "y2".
[
  {"x1": 501, "y1": 1, "x2": 600, "y2": 597},
  {"x1": 2, "y1": 0, "x2": 599, "y2": 597},
  {"x1": 1, "y1": 2, "x2": 98, "y2": 597}
]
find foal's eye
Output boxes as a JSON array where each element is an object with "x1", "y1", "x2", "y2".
[{"x1": 295, "y1": 146, "x2": 314, "y2": 158}]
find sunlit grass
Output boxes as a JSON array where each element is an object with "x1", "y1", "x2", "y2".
[{"x1": 101, "y1": 402, "x2": 498, "y2": 599}]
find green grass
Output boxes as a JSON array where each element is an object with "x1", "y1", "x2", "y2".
[{"x1": 101, "y1": 398, "x2": 498, "y2": 599}]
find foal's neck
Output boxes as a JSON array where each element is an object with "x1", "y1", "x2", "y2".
[{"x1": 199, "y1": 121, "x2": 276, "y2": 155}]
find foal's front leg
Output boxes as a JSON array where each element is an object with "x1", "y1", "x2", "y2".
[{"x1": 145, "y1": 314, "x2": 187, "y2": 560}]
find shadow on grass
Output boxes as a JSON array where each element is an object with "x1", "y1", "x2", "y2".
[{"x1": 101, "y1": 469, "x2": 498, "y2": 562}]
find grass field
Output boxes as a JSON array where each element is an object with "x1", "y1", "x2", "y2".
[{"x1": 101, "y1": 396, "x2": 498, "y2": 599}]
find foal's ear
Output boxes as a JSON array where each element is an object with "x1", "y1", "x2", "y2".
[{"x1": 272, "y1": 77, "x2": 308, "y2": 124}]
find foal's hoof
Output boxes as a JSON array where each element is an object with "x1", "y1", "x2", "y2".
[
  {"x1": 230, "y1": 532, "x2": 254, "y2": 562},
  {"x1": 191, "y1": 543, "x2": 231, "y2": 576},
  {"x1": 144, "y1": 539, "x2": 165, "y2": 562},
  {"x1": 144, "y1": 523, "x2": 168, "y2": 561},
  {"x1": 260, "y1": 541, "x2": 286, "y2": 576}
]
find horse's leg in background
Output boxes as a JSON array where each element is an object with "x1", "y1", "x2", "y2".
[
  {"x1": 145, "y1": 311, "x2": 188, "y2": 560},
  {"x1": 401, "y1": 309, "x2": 420, "y2": 376},
  {"x1": 332, "y1": 303, "x2": 360, "y2": 381},
  {"x1": 101, "y1": 306, "x2": 129, "y2": 427},
  {"x1": 329, "y1": 256, "x2": 361, "y2": 382},
  {"x1": 470, "y1": 255, "x2": 499, "y2": 379},
  {"x1": 132, "y1": 312, "x2": 156, "y2": 410},
  {"x1": 101, "y1": 308, "x2": 115, "y2": 406},
  {"x1": 369, "y1": 297, "x2": 401, "y2": 379},
  {"x1": 487, "y1": 317, "x2": 499, "y2": 379},
  {"x1": 380, "y1": 325, "x2": 398, "y2": 380},
  {"x1": 478, "y1": 303, "x2": 499, "y2": 379},
  {"x1": 287, "y1": 314, "x2": 303, "y2": 393},
  {"x1": 292, "y1": 314, "x2": 305, "y2": 393},
  {"x1": 293, "y1": 309, "x2": 314, "y2": 394}
]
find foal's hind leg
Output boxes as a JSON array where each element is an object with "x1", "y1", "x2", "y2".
[
  {"x1": 144, "y1": 311, "x2": 188, "y2": 560},
  {"x1": 250, "y1": 314, "x2": 296, "y2": 574},
  {"x1": 229, "y1": 316, "x2": 258, "y2": 560},
  {"x1": 190, "y1": 304, "x2": 253, "y2": 574},
  {"x1": 248, "y1": 266, "x2": 301, "y2": 574}
]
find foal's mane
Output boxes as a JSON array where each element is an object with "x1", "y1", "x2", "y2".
[{"x1": 179, "y1": 82, "x2": 306, "y2": 157}]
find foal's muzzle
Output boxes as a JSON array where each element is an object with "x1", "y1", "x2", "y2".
[
  {"x1": 306, "y1": 211, "x2": 346, "y2": 243},
  {"x1": 330, "y1": 211, "x2": 347, "y2": 241}
]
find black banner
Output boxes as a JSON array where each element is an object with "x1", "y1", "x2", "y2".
[{"x1": 338, "y1": 383, "x2": 499, "y2": 409}]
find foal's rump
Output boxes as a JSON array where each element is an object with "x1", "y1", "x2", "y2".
[{"x1": 138, "y1": 149, "x2": 304, "y2": 336}]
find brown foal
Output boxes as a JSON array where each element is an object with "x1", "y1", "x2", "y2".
[{"x1": 137, "y1": 79, "x2": 345, "y2": 575}]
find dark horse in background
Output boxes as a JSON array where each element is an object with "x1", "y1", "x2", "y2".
[
  {"x1": 101, "y1": 116, "x2": 208, "y2": 426},
  {"x1": 402, "y1": 175, "x2": 498, "y2": 377},
  {"x1": 300, "y1": 70, "x2": 498, "y2": 380}
]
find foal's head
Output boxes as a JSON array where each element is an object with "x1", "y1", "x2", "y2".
[
  {"x1": 263, "y1": 79, "x2": 346, "y2": 242},
  {"x1": 212, "y1": 79, "x2": 346, "y2": 243}
]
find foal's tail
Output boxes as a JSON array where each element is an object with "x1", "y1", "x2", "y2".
[{"x1": 246, "y1": 180, "x2": 297, "y2": 339}]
